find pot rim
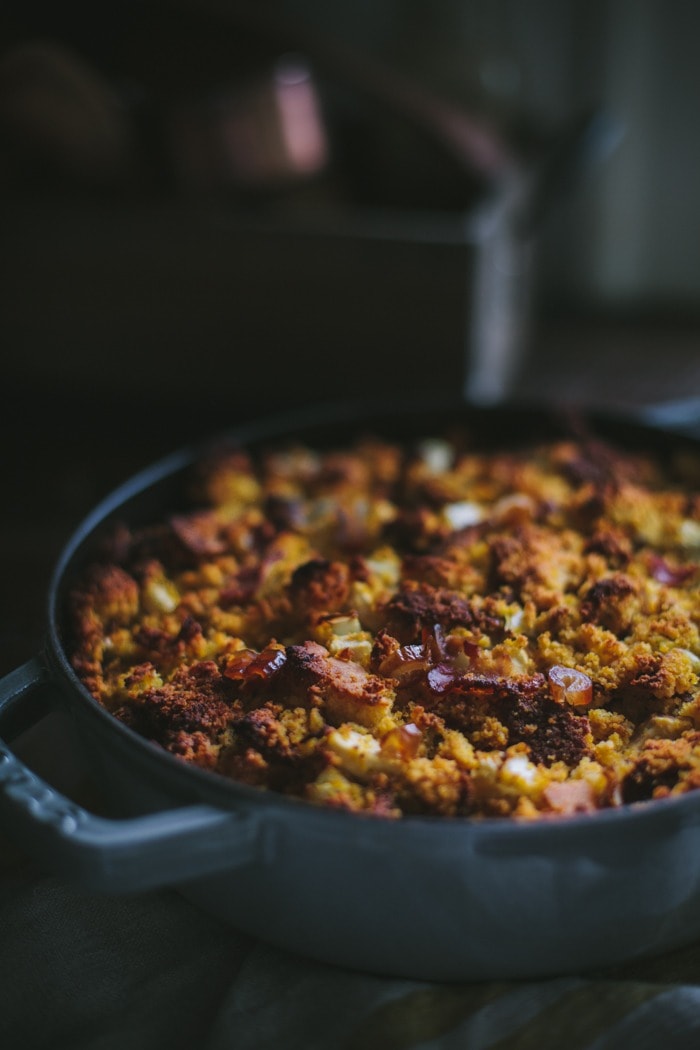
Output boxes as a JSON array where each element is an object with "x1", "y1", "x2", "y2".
[{"x1": 45, "y1": 393, "x2": 700, "y2": 841}]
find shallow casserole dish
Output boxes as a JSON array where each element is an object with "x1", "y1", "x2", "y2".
[{"x1": 2, "y1": 396, "x2": 700, "y2": 982}]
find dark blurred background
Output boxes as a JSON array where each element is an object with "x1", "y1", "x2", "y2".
[{"x1": 1, "y1": 0, "x2": 700, "y2": 673}]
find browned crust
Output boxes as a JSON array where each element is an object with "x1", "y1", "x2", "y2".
[{"x1": 68, "y1": 431, "x2": 700, "y2": 820}]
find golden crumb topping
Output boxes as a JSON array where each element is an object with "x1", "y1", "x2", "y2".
[{"x1": 68, "y1": 432, "x2": 700, "y2": 819}]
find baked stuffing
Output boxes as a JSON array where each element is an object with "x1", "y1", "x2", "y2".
[{"x1": 69, "y1": 430, "x2": 700, "y2": 819}]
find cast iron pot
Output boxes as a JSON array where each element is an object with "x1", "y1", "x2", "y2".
[{"x1": 2, "y1": 397, "x2": 700, "y2": 982}]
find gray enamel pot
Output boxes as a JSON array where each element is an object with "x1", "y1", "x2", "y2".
[{"x1": 1, "y1": 396, "x2": 699, "y2": 982}]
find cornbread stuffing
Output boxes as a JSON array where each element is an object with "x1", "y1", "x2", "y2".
[{"x1": 69, "y1": 431, "x2": 700, "y2": 819}]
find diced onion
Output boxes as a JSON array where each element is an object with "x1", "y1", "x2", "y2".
[
  {"x1": 324, "y1": 615, "x2": 362, "y2": 636},
  {"x1": 547, "y1": 665, "x2": 593, "y2": 707},
  {"x1": 680, "y1": 520, "x2": 700, "y2": 549},
  {"x1": 501, "y1": 754, "x2": 538, "y2": 787},
  {"x1": 144, "y1": 579, "x2": 178, "y2": 614},
  {"x1": 381, "y1": 723, "x2": 423, "y2": 760},
  {"x1": 492, "y1": 493, "x2": 535, "y2": 524},
  {"x1": 678, "y1": 648, "x2": 700, "y2": 670},
  {"x1": 443, "y1": 501, "x2": 484, "y2": 530},
  {"x1": 326, "y1": 727, "x2": 382, "y2": 779},
  {"x1": 417, "y1": 439, "x2": 453, "y2": 474}
]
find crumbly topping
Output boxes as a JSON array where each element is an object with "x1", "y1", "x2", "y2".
[{"x1": 69, "y1": 432, "x2": 700, "y2": 819}]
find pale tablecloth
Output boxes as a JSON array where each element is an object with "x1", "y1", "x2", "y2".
[{"x1": 3, "y1": 849, "x2": 700, "y2": 1050}]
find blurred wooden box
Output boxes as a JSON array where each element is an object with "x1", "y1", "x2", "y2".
[{"x1": 2, "y1": 196, "x2": 531, "y2": 412}]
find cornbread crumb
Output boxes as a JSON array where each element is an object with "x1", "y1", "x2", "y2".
[{"x1": 69, "y1": 431, "x2": 700, "y2": 819}]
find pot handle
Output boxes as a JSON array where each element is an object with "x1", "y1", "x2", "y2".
[{"x1": 0, "y1": 657, "x2": 260, "y2": 892}]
